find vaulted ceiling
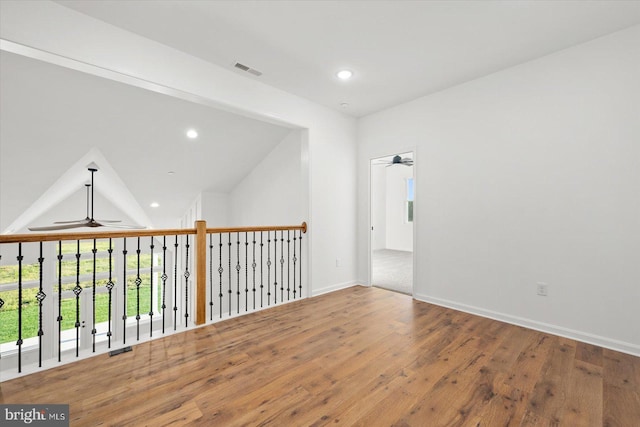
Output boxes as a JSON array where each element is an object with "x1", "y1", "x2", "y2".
[{"x1": 0, "y1": 51, "x2": 292, "y2": 232}]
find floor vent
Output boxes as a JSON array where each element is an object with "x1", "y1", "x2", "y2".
[{"x1": 109, "y1": 346, "x2": 132, "y2": 357}]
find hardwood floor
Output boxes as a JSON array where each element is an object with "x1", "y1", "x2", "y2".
[{"x1": 1, "y1": 286, "x2": 638, "y2": 426}]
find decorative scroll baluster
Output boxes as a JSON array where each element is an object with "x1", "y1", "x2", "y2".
[
  {"x1": 135, "y1": 237, "x2": 141, "y2": 340},
  {"x1": 267, "y1": 232, "x2": 271, "y2": 306},
  {"x1": 161, "y1": 237, "x2": 167, "y2": 334},
  {"x1": 236, "y1": 232, "x2": 241, "y2": 314},
  {"x1": 245, "y1": 232, "x2": 249, "y2": 312},
  {"x1": 280, "y1": 231, "x2": 285, "y2": 302},
  {"x1": 209, "y1": 234, "x2": 214, "y2": 321},
  {"x1": 57, "y1": 241, "x2": 63, "y2": 361},
  {"x1": 122, "y1": 238, "x2": 128, "y2": 344},
  {"x1": 184, "y1": 235, "x2": 190, "y2": 328},
  {"x1": 293, "y1": 233, "x2": 297, "y2": 299},
  {"x1": 173, "y1": 236, "x2": 178, "y2": 331},
  {"x1": 91, "y1": 239, "x2": 97, "y2": 352},
  {"x1": 218, "y1": 234, "x2": 223, "y2": 319},
  {"x1": 273, "y1": 234, "x2": 278, "y2": 304},
  {"x1": 73, "y1": 240, "x2": 82, "y2": 357},
  {"x1": 149, "y1": 238, "x2": 154, "y2": 337},
  {"x1": 260, "y1": 232, "x2": 264, "y2": 308},
  {"x1": 16, "y1": 243, "x2": 23, "y2": 372},
  {"x1": 106, "y1": 239, "x2": 114, "y2": 348},
  {"x1": 37, "y1": 242, "x2": 46, "y2": 367},
  {"x1": 252, "y1": 232, "x2": 257, "y2": 310},
  {"x1": 228, "y1": 233, "x2": 232, "y2": 316},
  {"x1": 299, "y1": 231, "x2": 303, "y2": 297},
  {"x1": 287, "y1": 231, "x2": 291, "y2": 301}
]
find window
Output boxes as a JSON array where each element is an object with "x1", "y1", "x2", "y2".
[{"x1": 407, "y1": 178, "x2": 414, "y2": 222}]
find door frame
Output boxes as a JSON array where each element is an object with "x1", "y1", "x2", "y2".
[{"x1": 368, "y1": 149, "x2": 416, "y2": 296}]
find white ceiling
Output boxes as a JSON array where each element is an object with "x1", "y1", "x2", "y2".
[
  {"x1": 56, "y1": 0, "x2": 640, "y2": 116},
  {"x1": 0, "y1": 51, "x2": 292, "y2": 231}
]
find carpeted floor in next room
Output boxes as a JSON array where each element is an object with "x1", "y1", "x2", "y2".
[{"x1": 371, "y1": 249, "x2": 413, "y2": 295}]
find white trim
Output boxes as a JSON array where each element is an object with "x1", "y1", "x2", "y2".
[
  {"x1": 414, "y1": 293, "x2": 640, "y2": 357},
  {"x1": 311, "y1": 281, "x2": 358, "y2": 297}
]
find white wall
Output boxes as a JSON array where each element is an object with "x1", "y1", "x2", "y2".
[
  {"x1": 370, "y1": 164, "x2": 387, "y2": 250},
  {"x1": 180, "y1": 191, "x2": 229, "y2": 229},
  {"x1": 0, "y1": 0, "x2": 358, "y2": 296},
  {"x1": 229, "y1": 130, "x2": 305, "y2": 226},
  {"x1": 385, "y1": 165, "x2": 413, "y2": 252},
  {"x1": 357, "y1": 25, "x2": 640, "y2": 355}
]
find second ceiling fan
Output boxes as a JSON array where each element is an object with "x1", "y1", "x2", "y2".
[{"x1": 28, "y1": 167, "x2": 145, "y2": 231}]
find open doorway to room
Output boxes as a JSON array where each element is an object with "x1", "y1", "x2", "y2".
[{"x1": 370, "y1": 152, "x2": 414, "y2": 295}]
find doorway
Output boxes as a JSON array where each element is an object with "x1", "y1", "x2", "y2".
[{"x1": 370, "y1": 152, "x2": 414, "y2": 295}]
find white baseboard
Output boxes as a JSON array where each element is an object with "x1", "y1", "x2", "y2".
[
  {"x1": 311, "y1": 280, "x2": 359, "y2": 297},
  {"x1": 414, "y1": 293, "x2": 640, "y2": 357}
]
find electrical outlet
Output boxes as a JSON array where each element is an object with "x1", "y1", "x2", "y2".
[{"x1": 537, "y1": 283, "x2": 548, "y2": 296}]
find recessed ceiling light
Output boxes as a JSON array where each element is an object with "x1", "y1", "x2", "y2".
[
  {"x1": 186, "y1": 129, "x2": 198, "y2": 139},
  {"x1": 150, "y1": 202, "x2": 160, "y2": 208},
  {"x1": 168, "y1": 171, "x2": 175, "y2": 175},
  {"x1": 336, "y1": 70, "x2": 353, "y2": 80},
  {"x1": 340, "y1": 102, "x2": 349, "y2": 108}
]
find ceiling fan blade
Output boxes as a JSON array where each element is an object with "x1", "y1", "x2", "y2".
[
  {"x1": 28, "y1": 222, "x2": 91, "y2": 231},
  {"x1": 54, "y1": 218, "x2": 90, "y2": 224},
  {"x1": 94, "y1": 219, "x2": 122, "y2": 223}
]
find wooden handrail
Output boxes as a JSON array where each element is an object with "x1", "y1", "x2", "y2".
[
  {"x1": 205, "y1": 222, "x2": 307, "y2": 235},
  {"x1": 0, "y1": 222, "x2": 307, "y2": 244}
]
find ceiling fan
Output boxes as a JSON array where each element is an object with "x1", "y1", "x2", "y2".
[
  {"x1": 28, "y1": 167, "x2": 146, "y2": 231},
  {"x1": 374, "y1": 154, "x2": 413, "y2": 167}
]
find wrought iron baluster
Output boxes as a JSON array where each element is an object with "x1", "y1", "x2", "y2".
[
  {"x1": 57, "y1": 241, "x2": 63, "y2": 361},
  {"x1": 274, "y1": 233, "x2": 278, "y2": 304},
  {"x1": 228, "y1": 233, "x2": 232, "y2": 316},
  {"x1": 73, "y1": 240, "x2": 82, "y2": 357},
  {"x1": 135, "y1": 237, "x2": 141, "y2": 341},
  {"x1": 37, "y1": 242, "x2": 46, "y2": 367},
  {"x1": 161, "y1": 237, "x2": 167, "y2": 334},
  {"x1": 91, "y1": 239, "x2": 97, "y2": 352},
  {"x1": 287, "y1": 231, "x2": 291, "y2": 301},
  {"x1": 252, "y1": 232, "x2": 256, "y2": 310},
  {"x1": 260, "y1": 232, "x2": 264, "y2": 308},
  {"x1": 122, "y1": 238, "x2": 128, "y2": 344},
  {"x1": 299, "y1": 231, "x2": 303, "y2": 297},
  {"x1": 293, "y1": 233, "x2": 297, "y2": 299},
  {"x1": 267, "y1": 231, "x2": 271, "y2": 306},
  {"x1": 218, "y1": 234, "x2": 223, "y2": 319},
  {"x1": 245, "y1": 232, "x2": 249, "y2": 312},
  {"x1": 209, "y1": 234, "x2": 214, "y2": 321},
  {"x1": 149, "y1": 237, "x2": 154, "y2": 337},
  {"x1": 17, "y1": 243, "x2": 23, "y2": 372},
  {"x1": 173, "y1": 236, "x2": 178, "y2": 331},
  {"x1": 106, "y1": 239, "x2": 114, "y2": 348},
  {"x1": 280, "y1": 231, "x2": 285, "y2": 302},
  {"x1": 184, "y1": 235, "x2": 190, "y2": 328},
  {"x1": 236, "y1": 232, "x2": 241, "y2": 314}
]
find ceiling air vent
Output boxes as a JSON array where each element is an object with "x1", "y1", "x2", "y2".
[{"x1": 234, "y1": 62, "x2": 263, "y2": 77}]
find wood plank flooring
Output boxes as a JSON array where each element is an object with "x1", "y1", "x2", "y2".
[{"x1": 1, "y1": 286, "x2": 638, "y2": 426}]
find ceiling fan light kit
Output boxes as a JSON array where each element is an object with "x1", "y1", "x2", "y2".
[{"x1": 28, "y1": 168, "x2": 145, "y2": 231}]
